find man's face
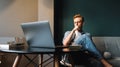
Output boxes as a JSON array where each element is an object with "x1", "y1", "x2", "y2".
[{"x1": 74, "y1": 17, "x2": 83, "y2": 30}]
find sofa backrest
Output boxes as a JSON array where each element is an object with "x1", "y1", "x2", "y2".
[{"x1": 92, "y1": 37, "x2": 120, "y2": 57}]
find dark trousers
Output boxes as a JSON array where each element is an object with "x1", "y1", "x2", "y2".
[{"x1": 69, "y1": 51, "x2": 104, "y2": 67}]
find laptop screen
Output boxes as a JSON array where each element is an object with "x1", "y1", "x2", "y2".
[{"x1": 21, "y1": 21, "x2": 55, "y2": 48}]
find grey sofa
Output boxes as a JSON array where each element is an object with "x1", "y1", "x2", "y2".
[{"x1": 92, "y1": 37, "x2": 120, "y2": 67}]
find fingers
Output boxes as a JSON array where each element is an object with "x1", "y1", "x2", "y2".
[{"x1": 73, "y1": 26, "x2": 79, "y2": 31}]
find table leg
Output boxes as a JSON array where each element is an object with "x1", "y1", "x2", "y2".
[
  {"x1": 40, "y1": 54, "x2": 43, "y2": 67},
  {"x1": 12, "y1": 54, "x2": 22, "y2": 67},
  {"x1": 54, "y1": 53, "x2": 59, "y2": 67}
]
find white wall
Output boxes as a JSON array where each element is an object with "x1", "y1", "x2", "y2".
[
  {"x1": 0, "y1": 0, "x2": 54, "y2": 43},
  {"x1": 38, "y1": 0, "x2": 54, "y2": 34},
  {"x1": 0, "y1": 0, "x2": 38, "y2": 37}
]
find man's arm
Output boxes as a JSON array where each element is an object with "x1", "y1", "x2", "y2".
[{"x1": 63, "y1": 26, "x2": 78, "y2": 46}]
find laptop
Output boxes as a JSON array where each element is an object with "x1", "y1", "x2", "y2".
[{"x1": 21, "y1": 20, "x2": 55, "y2": 48}]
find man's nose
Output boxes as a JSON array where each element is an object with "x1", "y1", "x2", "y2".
[{"x1": 76, "y1": 22, "x2": 78, "y2": 25}]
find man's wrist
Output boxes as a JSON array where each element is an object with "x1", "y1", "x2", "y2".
[{"x1": 72, "y1": 29, "x2": 76, "y2": 33}]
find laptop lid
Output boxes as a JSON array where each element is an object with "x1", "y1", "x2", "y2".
[{"x1": 21, "y1": 20, "x2": 55, "y2": 48}]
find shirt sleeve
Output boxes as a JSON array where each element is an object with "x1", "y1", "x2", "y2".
[{"x1": 62, "y1": 31, "x2": 71, "y2": 44}]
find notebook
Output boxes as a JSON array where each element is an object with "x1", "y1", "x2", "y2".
[{"x1": 21, "y1": 20, "x2": 55, "y2": 48}]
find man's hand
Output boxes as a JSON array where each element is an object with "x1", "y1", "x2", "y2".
[{"x1": 73, "y1": 26, "x2": 79, "y2": 31}]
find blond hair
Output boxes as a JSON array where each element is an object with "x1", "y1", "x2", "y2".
[{"x1": 73, "y1": 14, "x2": 84, "y2": 22}]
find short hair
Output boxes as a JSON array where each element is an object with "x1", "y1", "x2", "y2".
[{"x1": 73, "y1": 14, "x2": 84, "y2": 22}]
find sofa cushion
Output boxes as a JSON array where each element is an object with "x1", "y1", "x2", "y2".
[
  {"x1": 92, "y1": 37, "x2": 120, "y2": 57},
  {"x1": 102, "y1": 37, "x2": 120, "y2": 57},
  {"x1": 108, "y1": 57, "x2": 120, "y2": 67},
  {"x1": 92, "y1": 37, "x2": 106, "y2": 53}
]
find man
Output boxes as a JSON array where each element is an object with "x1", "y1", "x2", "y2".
[{"x1": 60, "y1": 14, "x2": 112, "y2": 67}]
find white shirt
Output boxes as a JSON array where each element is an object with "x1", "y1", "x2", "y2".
[{"x1": 75, "y1": 31, "x2": 82, "y2": 38}]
